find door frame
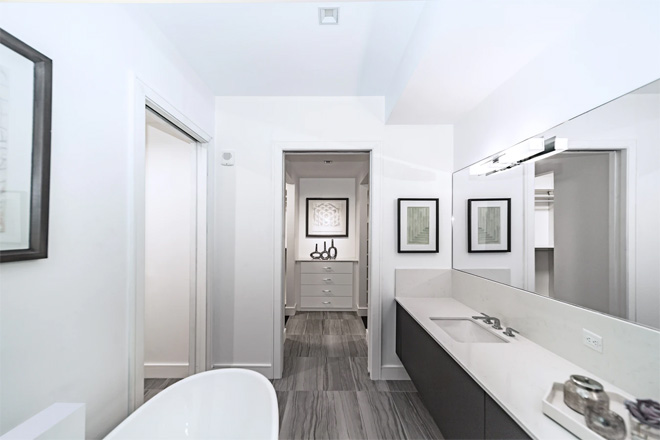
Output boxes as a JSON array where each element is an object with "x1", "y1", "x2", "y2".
[
  {"x1": 523, "y1": 140, "x2": 636, "y2": 320},
  {"x1": 271, "y1": 142, "x2": 383, "y2": 380},
  {"x1": 128, "y1": 79, "x2": 212, "y2": 412}
]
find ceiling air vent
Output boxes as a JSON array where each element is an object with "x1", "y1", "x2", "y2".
[{"x1": 319, "y1": 7, "x2": 339, "y2": 25}]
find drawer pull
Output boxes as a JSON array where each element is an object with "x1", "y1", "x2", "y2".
[
  {"x1": 322, "y1": 289, "x2": 332, "y2": 293},
  {"x1": 323, "y1": 267, "x2": 332, "y2": 271},
  {"x1": 323, "y1": 278, "x2": 332, "y2": 282},
  {"x1": 322, "y1": 301, "x2": 331, "y2": 304}
]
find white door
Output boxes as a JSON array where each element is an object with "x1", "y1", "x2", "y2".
[{"x1": 144, "y1": 109, "x2": 197, "y2": 379}]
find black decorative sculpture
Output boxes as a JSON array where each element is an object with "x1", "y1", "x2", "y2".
[
  {"x1": 328, "y1": 239, "x2": 337, "y2": 260},
  {"x1": 310, "y1": 244, "x2": 322, "y2": 260}
]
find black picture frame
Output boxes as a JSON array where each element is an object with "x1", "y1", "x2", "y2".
[
  {"x1": 306, "y1": 198, "x2": 349, "y2": 238},
  {"x1": 397, "y1": 198, "x2": 439, "y2": 253},
  {"x1": 0, "y1": 29, "x2": 52, "y2": 263},
  {"x1": 467, "y1": 198, "x2": 511, "y2": 253}
]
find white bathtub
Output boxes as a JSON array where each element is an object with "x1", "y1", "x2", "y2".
[{"x1": 105, "y1": 369, "x2": 278, "y2": 440}]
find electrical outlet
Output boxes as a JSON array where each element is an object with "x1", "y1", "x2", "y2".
[{"x1": 583, "y1": 329, "x2": 603, "y2": 353}]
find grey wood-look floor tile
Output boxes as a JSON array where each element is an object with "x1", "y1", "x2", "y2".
[
  {"x1": 322, "y1": 335, "x2": 347, "y2": 357},
  {"x1": 323, "y1": 319, "x2": 343, "y2": 335},
  {"x1": 286, "y1": 318, "x2": 306, "y2": 335},
  {"x1": 330, "y1": 391, "x2": 367, "y2": 439},
  {"x1": 325, "y1": 311, "x2": 341, "y2": 319},
  {"x1": 391, "y1": 392, "x2": 444, "y2": 439},
  {"x1": 294, "y1": 357, "x2": 325, "y2": 390},
  {"x1": 144, "y1": 378, "x2": 166, "y2": 390},
  {"x1": 349, "y1": 357, "x2": 389, "y2": 391},
  {"x1": 348, "y1": 319, "x2": 367, "y2": 335},
  {"x1": 408, "y1": 392, "x2": 445, "y2": 439},
  {"x1": 304, "y1": 319, "x2": 323, "y2": 335},
  {"x1": 338, "y1": 311, "x2": 360, "y2": 320},
  {"x1": 276, "y1": 391, "x2": 289, "y2": 429},
  {"x1": 279, "y1": 391, "x2": 342, "y2": 439},
  {"x1": 386, "y1": 380, "x2": 417, "y2": 392},
  {"x1": 356, "y1": 391, "x2": 407, "y2": 440},
  {"x1": 286, "y1": 335, "x2": 323, "y2": 357},
  {"x1": 306, "y1": 311, "x2": 326, "y2": 320},
  {"x1": 345, "y1": 335, "x2": 368, "y2": 357},
  {"x1": 324, "y1": 357, "x2": 357, "y2": 391}
]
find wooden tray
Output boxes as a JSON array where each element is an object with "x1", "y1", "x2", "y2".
[{"x1": 542, "y1": 382, "x2": 633, "y2": 439}]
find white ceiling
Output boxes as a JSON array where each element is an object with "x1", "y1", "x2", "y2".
[
  {"x1": 285, "y1": 153, "x2": 370, "y2": 180},
  {"x1": 133, "y1": 1, "x2": 425, "y2": 96},
  {"x1": 132, "y1": 0, "x2": 600, "y2": 123}
]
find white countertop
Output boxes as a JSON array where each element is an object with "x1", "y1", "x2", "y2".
[{"x1": 395, "y1": 297, "x2": 635, "y2": 440}]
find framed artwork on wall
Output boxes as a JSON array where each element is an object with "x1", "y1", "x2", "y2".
[
  {"x1": 467, "y1": 198, "x2": 511, "y2": 253},
  {"x1": 0, "y1": 30, "x2": 52, "y2": 262},
  {"x1": 306, "y1": 198, "x2": 349, "y2": 238},
  {"x1": 397, "y1": 198, "x2": 439, "y2": 253}
]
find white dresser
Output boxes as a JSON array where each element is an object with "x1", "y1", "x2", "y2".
[{"x1": 299, "y1": 261, "x2": 354, "y2": 310}]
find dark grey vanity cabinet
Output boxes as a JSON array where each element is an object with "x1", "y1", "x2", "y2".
[{"x1": 396, "y1": 304, "x2": 531, "y2": 440}]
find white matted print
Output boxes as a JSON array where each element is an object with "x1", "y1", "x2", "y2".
[
  {"x1": 397, "y1": 198, "x2": 438, "y2": 253},
  {"x1": 467, "y1": 198, "x2": 511, "y2": 252},
  {"x1": 306, "y1": 198, "x2": 349, "y2": 237}
]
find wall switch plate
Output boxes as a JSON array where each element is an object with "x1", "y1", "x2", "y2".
[{"x1": 583, "y1": 329, "x2": 603, "y2": 353}]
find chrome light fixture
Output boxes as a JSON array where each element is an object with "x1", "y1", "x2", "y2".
[{"x1": 469, "y1": 137, "x2": 568, "y2": 176}]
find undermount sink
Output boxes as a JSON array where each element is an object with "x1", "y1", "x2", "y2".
[{"x1": 430, "y1": 318, "x2": 509, "y2": 343}]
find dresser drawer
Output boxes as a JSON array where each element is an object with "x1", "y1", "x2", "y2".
[
  {"x1": 300, "y1": 262, "x2": 353, "y2": 274},
  {"x1": 301, "y1": 284, "x2": 353, "y2": 297},
  {"x1": 301, "y1": 273, "x2": 353, "y2": 285},
  {"x1": 300, "y1": 296, "x2": 352, "y2": 309}
]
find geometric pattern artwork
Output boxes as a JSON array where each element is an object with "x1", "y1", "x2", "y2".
[
  {"x1": 477, "y1": 206, "x2": 501, "y2": 244},
  {"x1": 467, "y1": 198, "x2": 510, "y2": 253},
  {"x1": 313, "y1": 202, "x2": 341, "y2": 227},
  {"x1": 306, "y1": 198, "x2": 349, "y2": 237},
  {"x1": 407, "y1": 206, "x2": 430, "y2": 245},
  {"x1": 397, "y1": 198, "x2": 438, "y2": 253}
]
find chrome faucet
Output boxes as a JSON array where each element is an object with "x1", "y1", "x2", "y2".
[
  {"x1": 503, "y1": 327, "x2": 519, "y2": 337},
  {"x1": 490, "y1": 317, "x2": 503, "y2": 330},
  {"x1": 471, "y1": 312, "x2": 493, "y2": 324}
]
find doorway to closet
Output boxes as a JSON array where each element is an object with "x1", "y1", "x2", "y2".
[{"x1": 277, "y1": 151, "x2": 371, "y2": 383}]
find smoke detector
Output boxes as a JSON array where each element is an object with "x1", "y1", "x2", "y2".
[{"x1": 319, "y1": 7, "x2": 339, "y2": 25}]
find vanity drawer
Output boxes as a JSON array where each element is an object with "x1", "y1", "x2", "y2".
[
  {"x1": 301, "y1": 273, "x2": 353, "y2": 285},
  {"x1": 300, "y1": 262, "x2": 353, "y2": 274},
  {"x1": 300, "y1": 284, "x2": 353, "y2": 297},
  {"x1": 300, "y1": 296, "x2": 352, "y2": 309}
]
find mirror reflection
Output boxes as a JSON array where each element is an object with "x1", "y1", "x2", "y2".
[{"x1": 453, "y1": 79, "x2": 660, "y2": 329}]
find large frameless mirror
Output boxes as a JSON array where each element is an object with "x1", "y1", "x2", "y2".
[{"x1": 452, "y1": 79, "x2": 660, "y2": 330}]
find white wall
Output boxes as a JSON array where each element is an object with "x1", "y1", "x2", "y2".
[
  {"x1": 454, "y1": 0, "x2": 660, "y2": 171},
  {"x1": 144, "y1": 123, "x2": 195, "y2": 378},
  {"x1": 297, "y1": 178, "x2": 356, "y2": 260},
  {"x1": 0, "y1": 4, "x2": 214, "y2": 438},
  {"x1": 213, "y1": 97, "x2": 453, "y2": 376}
]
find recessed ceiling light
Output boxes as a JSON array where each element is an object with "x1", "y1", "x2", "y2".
[{"x1": 319, "y1": 7, "x2": 339, "y2": 25}]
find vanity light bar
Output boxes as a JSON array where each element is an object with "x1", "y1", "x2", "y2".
[{"x1": 469, "y1": 137, "x2": 568, "y2": 176}]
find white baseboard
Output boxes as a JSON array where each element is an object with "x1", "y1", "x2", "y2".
[
  {"x1": 144, "y1": 363, "x2": 189, "y2": 379},
  {"x1": 357, "y1": 306, "x2": 368, "y2": 317},
  {"x1": 380, "y1": 364, "x2": 410, "y2": 380},
  {"x1": 212, "y1": 363, "x2": 273, "y2": 378},
  {"x1": 285, "y1": 305, "x2": 297, "y2": 316}
]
